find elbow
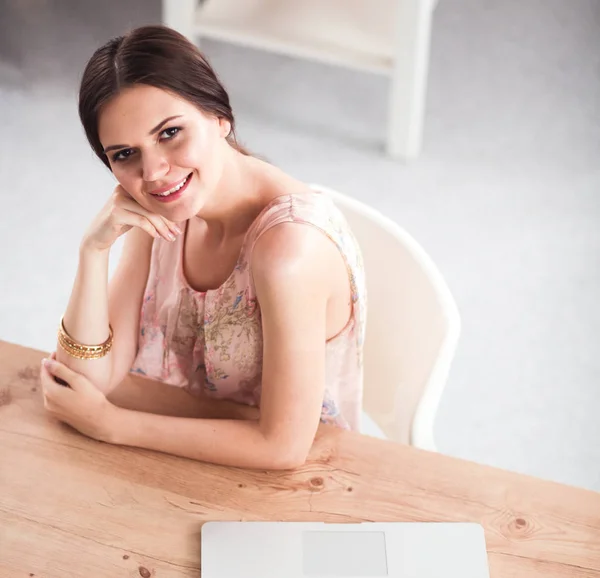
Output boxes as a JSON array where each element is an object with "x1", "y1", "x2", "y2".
[
  {"x1": 89, "y1": 374, "x2": 117, "y2": 396},
  {"x1": 265, "y1": 442, "x2": 310, "y2": 471},
  {"x1": 99, "y1": 381, "x2": 118, "y2": 397}
]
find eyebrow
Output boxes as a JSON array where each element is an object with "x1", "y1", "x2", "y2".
[{"x1": 102, "y1": 115, "x2": 183, "y2": 153}]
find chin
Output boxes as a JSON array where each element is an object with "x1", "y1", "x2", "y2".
[
  {"x1": 161, "y1": 204, "x2": 196, "y2": 223},
  {"x1": 171, "y1": 196, "x2": 208, "y2": 223},
  {"x1": 186, "y1": 190, "x2": 212, "y2": 217}
]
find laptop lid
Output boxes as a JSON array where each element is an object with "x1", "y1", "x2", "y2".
[{"x1": 201, "y1": 521, "x2": 490, "y2": 578}]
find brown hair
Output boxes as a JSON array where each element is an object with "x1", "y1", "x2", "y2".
[{"x1": 78, "y1": 25, "x2": 248, "y2": 169}]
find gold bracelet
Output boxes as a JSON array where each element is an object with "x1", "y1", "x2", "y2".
[{"x1": 57, "y1": 318, "x2": 113, "y2": 360}]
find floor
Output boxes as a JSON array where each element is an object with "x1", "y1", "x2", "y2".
[{"x1": 1, "y1": 0, "x2": 599, "y2": 491}]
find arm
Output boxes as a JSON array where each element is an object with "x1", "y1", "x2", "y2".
[
  {"x1": 110, "y1": 223, "x2": 335, "y2": 469},
  {"x1": 55, "y1": 185, "x2": 182, "y2": 394},
  {"x1": 56, "y1": 227, "x2": 152, "y2": 394},
  {"x1": 106, "y1": 372, "x2": 260, "y2": 421}
]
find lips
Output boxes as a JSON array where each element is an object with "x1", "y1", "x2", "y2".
[
  {"x1": 148, "y1": 173, "x2": 191, "y2": 197},
  {"x1": 149, "y1": 173, "x2": 192, "y2": 204}
]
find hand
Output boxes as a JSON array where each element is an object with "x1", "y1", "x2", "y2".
[
  {"x1": 81, "y1": 185, "x2": 182, "y2": 252},
  {"x1": 40, "y1": 355, "x2": 119, "y2": 443}
]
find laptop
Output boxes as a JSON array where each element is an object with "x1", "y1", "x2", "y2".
[{"x1": 201, "y1": 521, "x2": 490, "y2": 577}]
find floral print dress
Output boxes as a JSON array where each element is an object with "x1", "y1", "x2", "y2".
[{"x1": 130, "y1": 191, "x2": 366, "y2": 430}]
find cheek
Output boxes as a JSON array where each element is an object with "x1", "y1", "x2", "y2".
[
  {"x1": 112, "y1": 168, "x2": 135, "y2": 188},
  {"x1": 172, "y1": 138, "x2": 203, "y2": 169},
  {"x1": 176, "y1": 151, "x2": 201, "y2": 170},
  {"x1": 172, "y1": 128, "x2": 223, "y2": 171},
  {"x1": 111, "y1": 166, "x2": 144, "y2": 198}
]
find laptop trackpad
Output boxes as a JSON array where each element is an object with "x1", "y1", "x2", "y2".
[{"x1": 303, "y1": 531, "x2": 388, "y2": 576}]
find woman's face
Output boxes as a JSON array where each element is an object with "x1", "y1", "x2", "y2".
[{"x1": 98, "y1": 84, "x2": 231, "y2": 222}]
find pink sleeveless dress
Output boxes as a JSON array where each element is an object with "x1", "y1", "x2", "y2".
[{"x1": 130, "y1": 191, "x2": 366, "y2": 430}]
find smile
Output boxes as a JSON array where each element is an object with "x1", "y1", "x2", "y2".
[
  {"x1": 149, "y1": 173, "x2": 192, "y2": 203},
  {"x1": 150, "y1": 174, "x2": 190, "y2": 197}
]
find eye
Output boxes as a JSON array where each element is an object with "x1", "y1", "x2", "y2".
[
  {"x1": 112, "y1": 148, "x2": 135, "y2": 162},
  {"x1": 160, "y1": 126, "x2": 181, "y2": 140}
]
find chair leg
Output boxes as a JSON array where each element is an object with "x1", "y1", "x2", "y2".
[{"x1": 387, "y1": 0, "x2": 435, "y2": 161}]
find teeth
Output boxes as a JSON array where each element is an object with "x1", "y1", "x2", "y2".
[{"x1": 156, "y1": 176, "x2": 188, "y2": 196}]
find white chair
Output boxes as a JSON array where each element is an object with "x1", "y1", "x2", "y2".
[{"x1": 311, "y1": 184, "x2": 461, "y2": 452}]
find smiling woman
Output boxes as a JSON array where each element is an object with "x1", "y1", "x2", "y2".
[{"x1": 45, "y1": 25, "x2": 366, "y2": 470}]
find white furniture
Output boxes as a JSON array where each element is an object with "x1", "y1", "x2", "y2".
[
  {"x1": 162, "y1": 0, "x2": 437, "y2": 161},
  {"x1": 312, "y1": 184, "x2": 461, "y2": 451}
]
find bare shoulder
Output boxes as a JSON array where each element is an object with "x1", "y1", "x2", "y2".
[{"x1": 252, "y1": 220, "x2": 342, "y2": 289}]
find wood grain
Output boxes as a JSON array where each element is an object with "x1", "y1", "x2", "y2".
[{"x1": 1, "y1": 340, "x2": 599, "y2": 577}]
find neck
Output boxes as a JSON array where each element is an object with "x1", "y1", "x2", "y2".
[{"x1": 194, "y1": 147, "x2": 267, "y2": 238}]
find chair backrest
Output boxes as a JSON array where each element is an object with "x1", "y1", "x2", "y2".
[{"x1": 312, "y1": 184, "x2": 461, "y2": 450}]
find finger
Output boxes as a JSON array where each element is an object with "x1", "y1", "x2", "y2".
[
  {"x1": 144, "y1": 213, "x2": 178, "y2": 242},
  {"x1": 40, "y1": 361, "x2": 67, "y2": 397},
  {"x1": 41, "y1": 358, "x2": 84, "y2": 391},
  {"x1": 43, "y1": 390, "x2": 55, "y2": 410},
  {"x1": 121, "y1": 211, "x2": 171, "y2": 241},
  {"x1": 48, "y1": 351, "x2": 66, "y2": 384},
  {"x1": 124, "y1": 213, "x2": 161, "y2": 240},
  {"x1": 118, "y1": 198, "x2": 181, "y2": 241},
  {"x1": 161, "y1": 217, "x2": 183, "y2": 237}
]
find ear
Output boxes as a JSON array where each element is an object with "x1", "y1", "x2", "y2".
[{"x1": 218, "y1": 117, "x2": 232, "y2": 138}]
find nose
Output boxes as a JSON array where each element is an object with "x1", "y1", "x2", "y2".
[{"x1": 141, "y1": 149, "x2": 170, "y2": 182}]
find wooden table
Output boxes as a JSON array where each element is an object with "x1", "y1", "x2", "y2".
[{"x1": 1, "y1": 340, "x2": 599, "y2": 577}]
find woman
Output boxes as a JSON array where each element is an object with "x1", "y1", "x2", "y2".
[{"x1": 40, "y1": 25, "x2": 366, "y2": 470}]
